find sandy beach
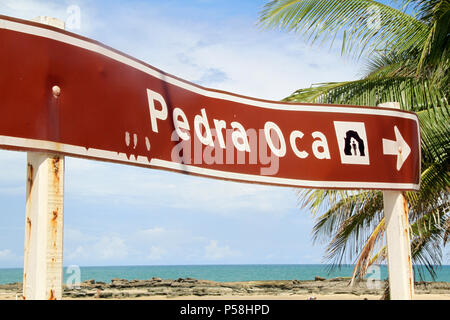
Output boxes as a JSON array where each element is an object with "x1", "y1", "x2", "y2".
[
  {"x1": 0, "y1": 277, "x2": 448, "y2": 300},
  {"x1": 0, "y1": 293, "x2": 449, "y2": 300}
]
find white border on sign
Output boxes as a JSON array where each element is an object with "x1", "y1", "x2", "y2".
[
  {"x1": 0, "y1": 18, "x2": 421, "y2": 118},
  {"x1": 0, "y1": 135, "x2": 419, "y2": 190},
  {"x1": 0, "y1": 17, "x2": 421, "y2": 191}
]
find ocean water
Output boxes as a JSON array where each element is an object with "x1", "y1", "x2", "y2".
[{"x1": 0, "y1": 264, "x2": 449, "y2": 285}]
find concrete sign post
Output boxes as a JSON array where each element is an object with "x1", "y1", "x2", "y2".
[
  {"x1": 379, "y1": 102, "x2": 415, "y2": 300},
  {"x1": 23, "y1": 17, "x2": 65, "y2": 300},
  {"x1": 0, "y1": 15, "x2": 421, "y2": 299},
  {"x1": 24, "y1": 153, "x2": 64, "y2": 300}
]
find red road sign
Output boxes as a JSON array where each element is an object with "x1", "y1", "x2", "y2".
[{"x1": 0, "y1": 15, "x2": 420, "y2": 190}]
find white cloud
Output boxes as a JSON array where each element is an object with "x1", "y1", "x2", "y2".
[
  {"x1": 0, "y1": 150, "x2": 297, "y2": 218},
  {"x1": 147, "y1": 246, "x2": 166, "y2": 261},
  {"x1": 0, "y1": 151, "x2": 25, "y2": 185},
  {"x1": 65, "y1": 231, "x2": 128, "y2": 262},
  {"x1": 0, "y1": 249, "x2": 22, "y2": 266},
  {"x1": 66, "y1": 245, "x2": 87, "y2": 261},
  {"x1": 64, "y1": 225, "x2": 245, "y2": 265},
  {"x1": 65, "y1": 227, "x2": 96, "y2": 243},
  {"x1": 0, "y1": 0, "x2": 98, "y2": 34},
  {"x1": 96, "y1": 235, "x2": 128, "y2": 260},
  {"x1": 138, "y1": 227, "x2": 166, "y2": 238},
  {"x1": 204, "y1": 240, "x2": 240, "y2": 260},
  {"x1": 64, "y1": 157, "x2": 297, "y2": 215},
  {"x1": 134, "y1": 226, "x2": 207, "y2": 251},
  {"x1": 0, "y1": 249, "x2": 13, "y2": 259},
  {"x1": 42, "y1": 1, "x2": 354, "y2": 103},
  {"x1": 1, "y1": 0, "x2": 62, "y2": 16}
]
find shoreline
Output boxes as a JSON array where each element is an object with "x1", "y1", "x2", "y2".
[{"x1": 1, "y1": 277, "x2": 448, "y2": 300}]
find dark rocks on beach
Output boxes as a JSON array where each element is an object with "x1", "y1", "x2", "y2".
[
  {"x1": 2, "y1": 277, "x2": 448, "y2": 299},
  {"x1": 328, "y1": 277, "x2": 352, "y2": 282},
  {"x1": 0, "y1": 283, "x2": 21, "y2": 291},
  {"x1": 71, "y1": 291, "x2": 88, "y2": 298},
  {"x1": 98, "y1": 291, "x2": 113, "y2": 298}
]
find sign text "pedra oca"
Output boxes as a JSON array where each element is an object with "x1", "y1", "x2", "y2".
[{"x1": 147, "y1": 89, "x2": 332, "y2": 161}]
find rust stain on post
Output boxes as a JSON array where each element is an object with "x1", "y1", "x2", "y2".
[
  {"x1": 402, "y1": 194, "x2": 414, "y2": 299},
  {"x1": 50, "y1": 209, "x2": 58, "y2": 250},
  {"x1": 48, "y1": 289, "x2": 56, "y2": 300},
  {"x1": 26, "y1": 217, "x2": 32, "y2": 234},
  {"x1": 52, "y1": 157, "x2": 60, "y2": 174},
  {"x1": 408, "y1": 255, "x2": 414, "y2": 298},
  {"x1": 52, "y1": 210, "x2": 58, "y2": 222},
  {"x1": 51, "y1": 157, "x2": 61, "y2": 193},
  {"x1": 402, "y1": 195, "x2": 409, "y2": 219},
  {"x1": 26, "y1": 163, "x2": 34, "y2": 206},
  {"x1": 49, "y1": 156, "x2": 63, "y2": 300},
  {"x1": 25, "y1": 217, "x2": 32, "y2": 249},
  {"x1": 27, "y1": 163, "x2": 33, "y2": 187}
]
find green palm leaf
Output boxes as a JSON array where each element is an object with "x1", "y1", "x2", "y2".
[
  {"x1": 261, "y1": 1, "x2": 449, "y2": 291},
  {"x1": 258, "y1": 0, "x2": 428, "y2": 59},
  {"x1": 284, "y1": 77, "x2": 448, "y2": 111}
]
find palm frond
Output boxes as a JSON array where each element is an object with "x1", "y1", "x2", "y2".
[
  {"x1": 362, "y1": 51, "x2": 418, "y2": 78},
  {"x1": 321, "y1": 191, "x2": 384, "y2": 267},
  {"x1": 415, "y1": 1, "x2": 450, "y2": 73},
  {"x1": 284, "y1": 77, "x2": 448, "y2": 111},
  {"x1": 258, "y1": 0, "x2": 429, "y2": 59},
  {"x1": 274, "y1": 0, "x2": 449, "y2": 284},
  {"x1": 410, "y1": 207, "x2": 448, "y2": 280},
  {"x1": 350, "y1": 218, "x2": 385, "y2": 285}
]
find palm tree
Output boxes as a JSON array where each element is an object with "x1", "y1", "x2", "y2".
[{"x1": 259, "y1": 0, "x2": 449, "y2": 287}]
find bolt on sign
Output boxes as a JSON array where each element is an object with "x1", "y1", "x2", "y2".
[{"x1": 0, "y1": 15, "x2": 420, "y2": 191}]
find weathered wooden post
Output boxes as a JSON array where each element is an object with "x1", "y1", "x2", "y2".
[
  {"x1": 379, "y1": 102, "x2": 415, "y2": 300},
  {"x1": 23, "y1": 17, "x2": 66, "y2": 300}
]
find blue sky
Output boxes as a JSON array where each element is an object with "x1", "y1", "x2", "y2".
[{"x1": 0, "y1": 0, "x2": 446, "y2": 268}]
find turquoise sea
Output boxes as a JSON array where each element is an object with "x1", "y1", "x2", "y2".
[{"x1": 0, "y1": 264, "x2": 449, "y2": 285}]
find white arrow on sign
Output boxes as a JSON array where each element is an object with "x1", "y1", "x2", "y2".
[{"x1": 383, "y1": 126, "x2": 411, "y2": 171}]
